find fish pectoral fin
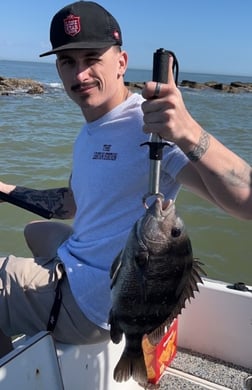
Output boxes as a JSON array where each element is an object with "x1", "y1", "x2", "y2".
[
  {"x1": 110, "y1": 251, "x2": 123, "y2": 288},
  {"x1": 110, "y1": 326, "x2": 123, "y2": 344},
  {"x1": 113, "y1": 351, "x2": 147, "y2": 385},
  {"x1": 109, "y1": 311, "x2": 123, "y2": 344}
]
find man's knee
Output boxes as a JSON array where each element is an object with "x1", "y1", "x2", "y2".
[{"x1": 24, "y1": 221, "x2": 73, "y2": 258}]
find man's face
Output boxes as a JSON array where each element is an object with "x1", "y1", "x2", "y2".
[{"x1": 56, "y1": 46, "x2": 128, "y2": 121}]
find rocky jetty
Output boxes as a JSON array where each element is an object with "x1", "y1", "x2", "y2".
[
  {"x1": 125, "y1": 80, "x2": 252, "y2": 93},
  {"x1": 0, "y1": 76, "x2": 44, "y2": 95},
  {"x1": 1, "y1": 76, "x2": 252, "y2": 96},
  {"x1": 180, "y1": 80, "x2": 252, "y2": 93}
]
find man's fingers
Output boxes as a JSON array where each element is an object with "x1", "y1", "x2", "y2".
[
  {"x1": 142, "y1": 54, "x2": 176, "y2": 99},
  {"x1": 153, "y1": 82, "x2": 161, "y2": 98},
  {"x1": 167, "y1": 55, "x2": 175, "y2": 85}
]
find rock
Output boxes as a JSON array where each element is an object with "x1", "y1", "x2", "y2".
[
  {"x1": 230, "y1": 81, "x2": 252, "y2": 88},
  {"x1": 124, "y1": 81, "x2": 145, "y2": 91},
  {"x1": 0, "y1": 77, "x2": 45, "y2": 95},
  {"x1": 180, "y1": 80, "x2": 207, "y2": 89},
  {"x1": 229, "y1": 81, "x2": 252, "y2": 93},
  {"x1": 209, "y1": 83, "x2": 230, "y2": 91},
  {"x1": 26, "y1": 85, "x2": 44, "y2": 94}
]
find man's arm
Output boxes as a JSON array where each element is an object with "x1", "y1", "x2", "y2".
[
  {"x1": 0, "y1": 182, "x2": 76, "y2": 220},
  {"x1": 176, "y1": 128, "x2": 252, "y2": 220},
  {"x1": 142, "y1": 57, "x2": 252, "y2": 220}
]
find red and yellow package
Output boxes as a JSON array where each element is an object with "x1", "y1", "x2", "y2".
[{"x1": 142, "y1": 318, "x2": 178, "y2": 384}]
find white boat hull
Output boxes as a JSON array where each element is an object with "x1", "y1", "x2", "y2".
[{"x1": 178, "y1": 278, "x2": 252, "y2": 369}]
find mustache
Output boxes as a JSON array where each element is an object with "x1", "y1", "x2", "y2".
[{"x1": 71, "y1": 81, "x2": 98, "y2": 92}]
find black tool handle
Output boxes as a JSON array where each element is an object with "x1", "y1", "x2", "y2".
[
  {"x1": 0, "y1": 191, "x2": 53, "y2": 219},
  {"x1": 142, "y1": 48, "x2": 178, "y2": 207},
  {"x1": 152, "y1": 48, "x2": 170, "y2": 83}
]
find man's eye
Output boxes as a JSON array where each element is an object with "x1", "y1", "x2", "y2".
[
  {"x1": 87, "y1": 57, "x2": 100, "y2": 65},
  {"x1": 59, "y1": 59, "x2": 74, "y2": 66}
]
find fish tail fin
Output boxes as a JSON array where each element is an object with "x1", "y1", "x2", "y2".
[
  {"x1": 113, "y1": 351, "x2": 147, "y2": 384},
  {"x1": 132, "y1": 354, "x2": 148, "y2": 384},
  {"x1": 113, "y1": 352, "x2": 132, "y2": 383}
]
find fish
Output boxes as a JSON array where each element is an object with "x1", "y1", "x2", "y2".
[{"x1": 108, "y1": 197, "x2": 206, "y2": 386}]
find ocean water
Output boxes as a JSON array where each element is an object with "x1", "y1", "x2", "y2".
[{"x1": 0, "y1": 59, "x2": 252, "y2": 285}]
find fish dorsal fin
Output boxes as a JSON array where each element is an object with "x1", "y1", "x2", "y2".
[
  {"x1": 110, "y1": 251, "x2": 123, "y2": 289},
  {"x1": 147, "y1": 259, "x2": 206, "y2": 345}
]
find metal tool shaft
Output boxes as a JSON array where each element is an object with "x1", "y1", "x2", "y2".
[
  {"x1": 148, "y1": 147, "x2": 161, "y2": 195},
  {"x1": 147, "y1": 136, "x2": 163, "y2": 196},
  {"x1": 150, "y1": 49, "x2": 170, "y2": 196},
  {"x1": 145, "y1": 49, "x2": 170, "y2": 203}
]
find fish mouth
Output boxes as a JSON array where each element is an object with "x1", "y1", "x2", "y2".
[
  {"x1": 135, "y1": 198, "x2": 175, "y2": 247},
  {"x1": 155, "y1": 197, "x2": 174, "y2": 217}
]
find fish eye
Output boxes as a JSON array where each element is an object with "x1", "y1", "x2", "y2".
[
  {"x1": 171, "y1": 227, "x2": 181, "y2": 237},
  {"x1": 135, "y1": 251, "x2": 149, "y2": 267}
]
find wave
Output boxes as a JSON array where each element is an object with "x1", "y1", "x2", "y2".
[{"x1": 45, "y1": 82, "x2": 63, "y2": 89}]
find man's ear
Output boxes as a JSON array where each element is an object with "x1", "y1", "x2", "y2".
[
  {"x1": 118, "y1": 50, "x2": 128, "y2": 77},
  {"x1": 56, "y1": 59, "x2": 62, "y2": 80}
]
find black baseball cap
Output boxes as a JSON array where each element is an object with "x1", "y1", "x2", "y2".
[{"x1": 40, "y1": 1, "x2": 122, "y2": 57}]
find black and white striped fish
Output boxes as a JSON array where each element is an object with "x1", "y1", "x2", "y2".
[{"x1": 109, "y1": 197, "x2": 205, "y2": 386}]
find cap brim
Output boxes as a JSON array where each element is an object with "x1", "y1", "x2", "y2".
[{"x1": 40, "y1": 41, "x2": 119, "y2": 57}]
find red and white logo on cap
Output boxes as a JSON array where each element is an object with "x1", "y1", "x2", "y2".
[
  {"x1": 113, "y1": 30, "x2": 120, "y2": 41},
  {"x1": 64, "y1": 14, "x2": 81, "y2": 36}
]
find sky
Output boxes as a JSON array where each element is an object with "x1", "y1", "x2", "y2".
[{"x1": 1, "y1": 0, "x2": 252, "y2": 76}]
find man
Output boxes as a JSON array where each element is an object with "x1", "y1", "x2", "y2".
[{"x1": 0, "y1": 1, "x2": 252, "y2": 357}]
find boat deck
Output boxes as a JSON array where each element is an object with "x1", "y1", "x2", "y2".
[{"x1": 159, "y1": 347, "x2": 252, "y2": 389}]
